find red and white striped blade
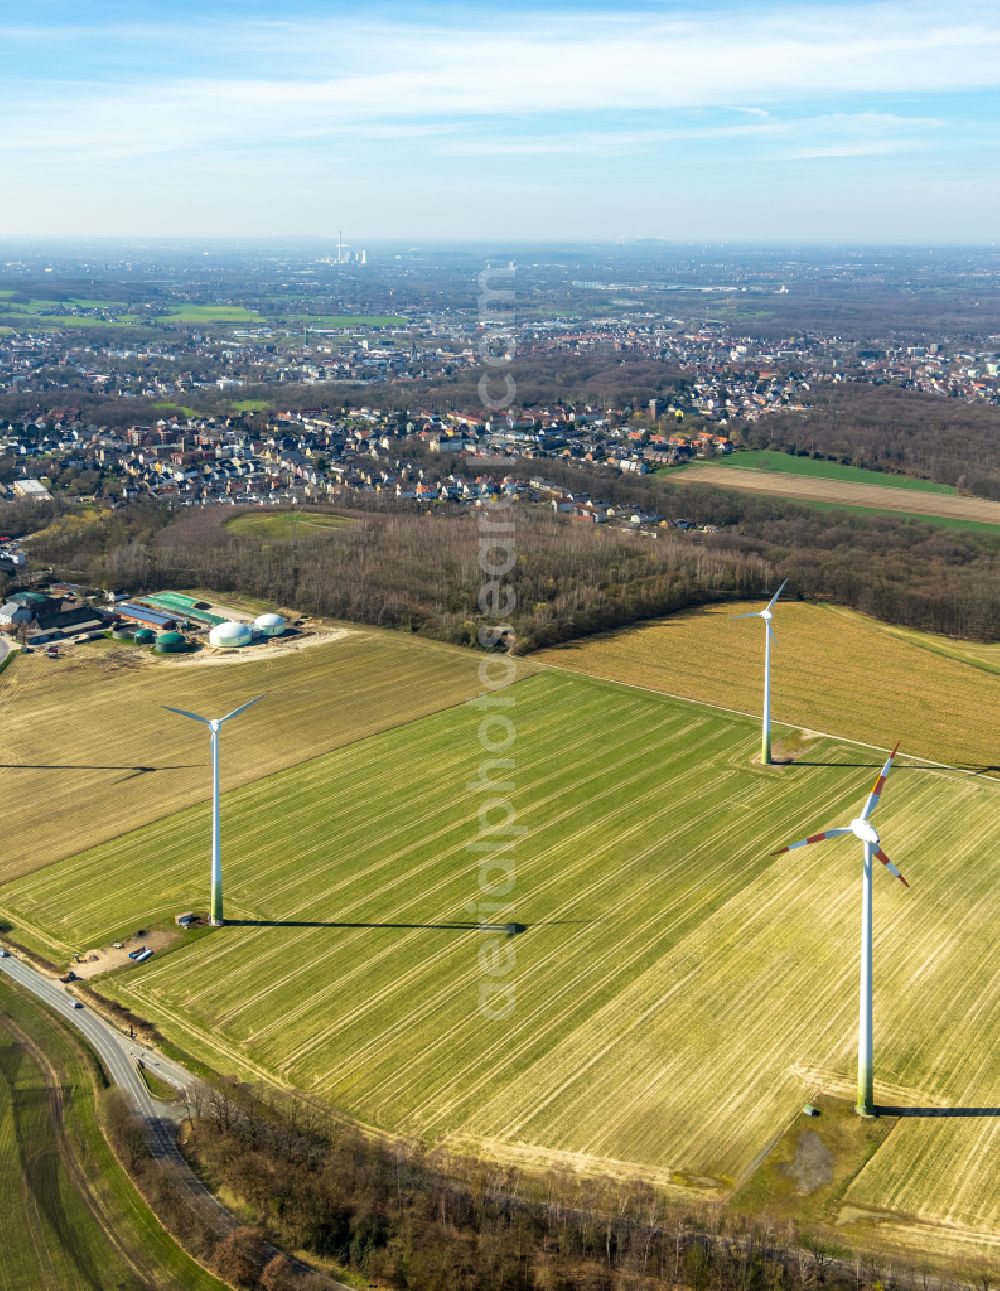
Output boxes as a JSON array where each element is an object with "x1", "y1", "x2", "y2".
[
  {"x1": 875, "y1": 846, "x2": 909, "y2": 888},
  {"x1": 862, "y1": 742, "x2": 900, "y2": 820},
  {"x1": 770, "y1": 826, "x2": 851, "y2": 856}
]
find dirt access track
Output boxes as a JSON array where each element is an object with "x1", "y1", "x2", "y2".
[
  {"x1": 673, "y1": 465, "x2": 1000, "y2": 524},
  {"x1": 70, "y1": 928, "x2": 179, "y2": 978}
]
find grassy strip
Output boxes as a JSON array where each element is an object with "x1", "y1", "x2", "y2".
[
  {"x1": 0, "y1": 976, "x2": 225, "y2": 1290},
  {"x1": 695, "y1": 450, "x2": 956, "y2": 493},
  {"x1": 137, "y1": 1064, "x2": 179, "y2": 1102},
  {"x1": 785, "y1": 497, "x2": 1000, "y2": 533}
]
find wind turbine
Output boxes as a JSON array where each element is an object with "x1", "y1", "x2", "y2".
[
  {"x1": 731, "y1": 579, "x2": 787, "y2": 765},
  {"x1": 771, "y1": 743, "x2": 909, "y2": 1117},
  {"x1": 162, "y1": 696, "x2": 263, "y2": 926}
]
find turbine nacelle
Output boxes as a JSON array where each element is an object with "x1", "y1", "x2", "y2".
[
  {"x1": 850, "y1": 818, "x2": 880, "y2": 847},
  {"x1": 769, "y1": 743, "x2": 908, "y2": 889},
  {"x1": 760, "y1": 608, "x2": 773, "y2": 622}
]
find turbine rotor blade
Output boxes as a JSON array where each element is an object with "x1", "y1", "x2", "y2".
[
  {"x1": 862, "y1": 742, "x2": 900, "y2": 820},
  {"x1": 162, "y1": 705, "x2": 211, "y2": 724},
  {"x1": 730, "y1": 612, "x2": 761, "y2": 619},
  {"x1": 766, "y1": 578, "x2": 788, "y2": 611},
  {"x1": 219, "y1": 697, "x2": 264, "y2": 728},
  {"x1": 767, "y1": 622, "x2": 777, "y2": 646},
  {"x1": 874, "y1": 846, "x2": 909, "y2": 888},
  {"x1": 770, "y1": 826, "x2": 851, "y2": 856}
]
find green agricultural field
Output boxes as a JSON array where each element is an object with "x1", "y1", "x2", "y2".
[
  {"x1": 776, "y1": 497, "x2": 1000, "y2": 534},
  {"x1": 0, "y1": 978, "x2": 223, "y2": 1290},
  {"x1": 538, "y1": 601, "x2": 1000, "y2": 773},
  {"x1": 224, "y1": 509, "x2": 353, "y2": 539},
  {"x1": 160, "y1": 306, "x2": 264, "y2": 324},
  {"x1": 692, "y1": 450, "x2": 957, "y2": 493},
  {"x1": 671, "y1": 462, "x2": 1000, "y2": 526},
  {"x1": 1, "y1": 671, "x2": 995, "y2": 1266},
  {"x1": 0, "y1": 312, "x2": 146, "y2": 330},
  {"x1": 0, "y1": 627, "x2": 495, "y2": 882}
]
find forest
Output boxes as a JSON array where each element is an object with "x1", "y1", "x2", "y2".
[
  {"x1": 105, "y1": 1077, "x2": 973, "y2": 1291},
  {"x1": 739, "y1": 384, "x2": 1000, "y2": 500},
  {"x1": 11, "y1": 465, "x2": 1000, "y2": 645}
]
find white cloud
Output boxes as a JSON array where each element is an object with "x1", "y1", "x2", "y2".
[{"x1": 1, "y1": 0, "x2": 998, "y2": 163}]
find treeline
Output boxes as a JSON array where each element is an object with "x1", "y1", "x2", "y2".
[
  {"x1": 13, "y1": 463, "x2": 1000, "y2": 646},
  {"x1": 102, "y1": 1090, "x2": 337, "y2": 1290},
  {"x1": 739, "y1": 385, "x2": 1000, "y2": 500},
  {"x1": 505, "y1": 461, "x2": 1000, "y2": 641},
  {"x1": 172, "y1": 1078, "x2": 953, "y2": 1291},
  {"x1": 30, "y1": 502, "x2": 772, "y2": 652}
]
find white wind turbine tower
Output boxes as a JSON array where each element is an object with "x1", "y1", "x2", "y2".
[
  {"x1": 771, "y1": 743, "x2": 909, "y2": 1116},
  {"x1": 163, "y1": 696, "x2": 263, "y2": 926},
  {"x1": 731, "y1": 579, "x2": 786, "y2": 765}
]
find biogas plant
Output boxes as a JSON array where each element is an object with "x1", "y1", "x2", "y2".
[
  {"x1": 110, "y1": 592, "x2": 289, "y2": 653},
  {"x1": 208, "y1": 613, "x2": 287, "y2": 650}
]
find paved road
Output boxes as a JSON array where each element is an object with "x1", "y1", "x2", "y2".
[
  {"x1": 0, "y1": 952, "x2": 229, "y2": 1221},
  {"x1": 0, "y1": 951, "x2": 350, "y2": 1286}
]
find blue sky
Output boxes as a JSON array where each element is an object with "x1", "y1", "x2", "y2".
[{"x1": 3, "y1": 0, "x2": 1000, "y2": 241}]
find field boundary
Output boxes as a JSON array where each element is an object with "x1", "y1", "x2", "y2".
[{"x1": 537, "y1": 662, "x2": 1000, "y2": 788}]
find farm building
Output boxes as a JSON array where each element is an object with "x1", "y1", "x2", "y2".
[
  {"x1": 116, "y1": 603, "x2": 178, "y2": 630},
  {"x1": 209, "y1": 620, "x2": 253, "y2": 649},
  {"x1": 142, "y1": 592, "x2": 226, "y2": 627},
  {"x1": 1, "y1": 590, "x2": 107, "y2": 641}
]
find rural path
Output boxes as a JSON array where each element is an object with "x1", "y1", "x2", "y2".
[{"x1": 0, "y1": 953, "x2": 351, "y2": 1289}]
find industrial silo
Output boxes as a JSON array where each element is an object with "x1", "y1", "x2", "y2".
[
  {"x1": 155, "y1": 630, "x2": 188, "y2": 654},
  {"x1": 253, "y1": 612, "x2": 286, "y2": 638},
  {"x1": 208, "y1": 620, "x2": 253, "y2": 650}
]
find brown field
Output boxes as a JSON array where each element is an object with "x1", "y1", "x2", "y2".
[
  {"x1": 536, "y1": 601, "x2": 1000, "y2": 772},
  {"x1": 673, "y1": 464, "x2": 1000, "y2": 523},
  {"x1": 0, "y1": 627, "x2": 510, "y2": 883}
]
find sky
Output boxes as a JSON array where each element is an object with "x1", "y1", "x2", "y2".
[{"x1": 3, "y1": 0, "x2": 1000, "y2": 242}]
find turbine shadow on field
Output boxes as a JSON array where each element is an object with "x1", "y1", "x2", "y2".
[
  {"x1": 878, "y1": 1106, "x2": 1000, "y2": 1118},
  {"x1": 788, "y1": 760, "x2": 939, "y2": 771},
  {"x1": 0, "y1": 762, "x2": 199, "y2": 774},
  {"x1": 229, "y1": 919, "x2": 584, "y2": 934}
]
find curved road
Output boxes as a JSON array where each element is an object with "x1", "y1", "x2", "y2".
[
  {"x1": 0, "y1": 952, "x2": 227, "y2": 1216},
  {"x1": 0, "y1": 952, "x2": 349, "y2": 1288}
]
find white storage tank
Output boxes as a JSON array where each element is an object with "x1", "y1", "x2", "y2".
[
  {"x1": 253, "y1": 612, "x2": 286, "y2": 638},
  {"x1": 209, "y1": 620, "x2": 253, "y2": 650}
]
